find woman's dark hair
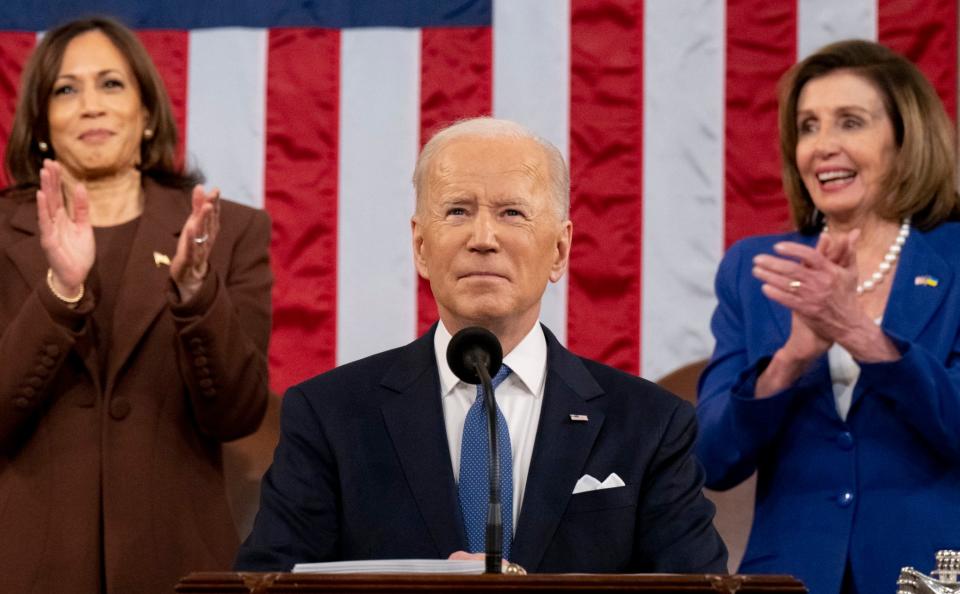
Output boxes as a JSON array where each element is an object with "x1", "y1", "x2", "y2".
[
  {"x1": 778, "y1": 39, "x2": 959, "y2": 233},
  {"x1": 4, "y1": 16, "x2": 200, "y2": 189}
]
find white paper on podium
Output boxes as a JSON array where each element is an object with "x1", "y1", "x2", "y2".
[{"x1": 292, "y1": 559, "x2": 485, "y2": 574}]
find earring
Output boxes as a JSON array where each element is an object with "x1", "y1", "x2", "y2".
[
  {"x1": 143, "y1": 129, "x2": 153, "y2": 139},
  {"x1": 38, "y1": 140, "x2": 49, "y2": 152}
]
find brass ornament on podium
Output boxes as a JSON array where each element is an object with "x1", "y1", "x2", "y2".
[{"x1": 898, "y1": 551, "x2": 960, "y2": 594}]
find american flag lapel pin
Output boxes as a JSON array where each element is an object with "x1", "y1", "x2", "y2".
[
  {"x1": 569, "y1": 414, "x2": 589, "y2": 422},
  {"x1": 914, "y1": 275, "x2": 939, "y2": 287}
]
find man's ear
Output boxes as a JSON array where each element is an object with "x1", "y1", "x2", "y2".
[
  {"x1": 548, "y1": 219, "x2": 573, "y2": 283},
  {"x1": 411, "y1": 216, "x2": 430, "y2": 280}
]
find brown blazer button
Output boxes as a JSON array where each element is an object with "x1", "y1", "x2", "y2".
[
  {"x1": 27, "y1": 376, "x2": 43, "y2": 388},
  {"x1": 199, "y1": 378, "x2": 214, "y2": 389},
  {"x1": 35, "y1": 365, "x2": 49, "y2": 377},
  {"x1": 41, "y1": 356, "x2": 55, "y2": 367},
  {"x1": 190, "y1": 337, "x2": 203, "y2": 347},
  {"x1": 196, "y1": 366, "x2": 211, "y2": 377},
  {"x1": 44, "y1": 344, "x2": 60, "y2": 357},
  {"x1": 109, "y1": 398, "x2": 131, "y2": 420},
  {"x1": 202, "y1": 388, "x2": 216, "y2": 398},
  {"x1": 14, "y1": 397, "x2": 30, "y2": 409},
  {"x1": 194, "y1": 356, "x2": 208, "y2": 367},
  {"x1": 19, "y1": 386, "x2": 36, "y2": 398}
]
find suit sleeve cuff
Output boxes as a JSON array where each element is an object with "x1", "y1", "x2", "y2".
[
  {"x1": 167, "y1": 271, "x2": 218, "y2": 319},
  {"x1": 36, "y1": 281, "x2": 94, "y2": 331}
]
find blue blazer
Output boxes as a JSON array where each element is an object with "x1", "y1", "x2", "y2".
[
  {"x1": 697, "y1": 223, "x2": 960, "y2": 594},
  {"x1": 236, "y1": 325, "x2": 726, "y2": 573}
]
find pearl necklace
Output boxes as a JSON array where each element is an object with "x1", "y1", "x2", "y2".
[{"x1": 822, "y1": 217, "x2": 910, "y2": 295}]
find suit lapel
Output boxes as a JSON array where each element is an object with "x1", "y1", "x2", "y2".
[
  {"x1": 511, "y1": 326, "x2": 605, "y2": 570},
  {"x1": 850, "y1": 229, "x2": 953, "y2": 413},
  {"x1": 6, "y1": 198, "x2": 45, "y2": 286},
  {"x1": 105, "y1": 180, "x2": 186, "y2": 392},
  {"x1": 380, "y1": 328, "x2": 466, "y2": 556},
  {"x1": 880, "y1": 229, "x2": 952, "y2": 343}
]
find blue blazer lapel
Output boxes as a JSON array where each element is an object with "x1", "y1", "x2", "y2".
[
  {"x1": 849, "y1": 229, "x2": 954, "y2": 414},
  {"x1": 511, "y1": 326, "x2": 605, "y2": 570},
  {"x1": 379, "y1": 326, "x2": 466, "y2": 557},
  {"x1": 882, "y1": 229, "x2": 953, "y2": 343}
]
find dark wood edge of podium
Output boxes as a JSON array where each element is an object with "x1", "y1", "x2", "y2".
[{"x1": 175, "y1": 572, "x2": 807, "y2": 593}]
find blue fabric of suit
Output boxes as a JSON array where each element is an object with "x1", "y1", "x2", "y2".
[
  {"x1": 236, "y1": 324, "x2": 727, "y2": 573},
  {"x1": 696, "y1": 223, "x2": 960, "y2": 594}
]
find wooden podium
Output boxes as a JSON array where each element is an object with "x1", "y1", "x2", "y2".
[{"x1": 175, "y1": 572, "x2": 806, "y2": 593}]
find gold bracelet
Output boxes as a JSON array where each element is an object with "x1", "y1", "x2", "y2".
[{"x1": 46, "y1": 268, "x2": 84, "y2": 304}]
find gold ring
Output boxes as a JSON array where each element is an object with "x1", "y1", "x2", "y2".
[{"x1": 788, "y1": 280, "x2": 802, "y2": 292}]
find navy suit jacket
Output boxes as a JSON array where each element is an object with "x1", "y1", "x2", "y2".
[
  {"x1": 697, "y1": 223, "x2": 960, "y2": 594},
  {"x1": 237, "y1": 325, "x2": 727, "y2": 573}
]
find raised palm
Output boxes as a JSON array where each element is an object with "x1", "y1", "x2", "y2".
[{"x1": 36, "y1": 160, "x2": 95, "y2": 293}]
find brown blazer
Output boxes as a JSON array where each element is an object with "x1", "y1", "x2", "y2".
[{"x1": 0, "y1": 178, "x2": 272, "y2": 593}]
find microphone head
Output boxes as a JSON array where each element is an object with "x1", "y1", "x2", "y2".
[{"x1": 446, "y1": 326, "x2": 503, "y2": 385}]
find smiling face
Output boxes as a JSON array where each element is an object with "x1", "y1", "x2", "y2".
[
  {"x1": 47, "y1": 29, "x2": 148, "y2": 180},
  {"x1": 412, "y1": 135, "x2": 572, "y2": 336},
  {"x1": 795, "y1": 70, "x2": 898, "y2": 225}
]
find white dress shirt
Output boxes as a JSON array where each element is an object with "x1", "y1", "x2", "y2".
[
  {"x1": 435, "y1": 321, "x2": 547, "y2": 533},
  {"x1": 828, "y1": 318, "x2": 882, "y2": 421}
]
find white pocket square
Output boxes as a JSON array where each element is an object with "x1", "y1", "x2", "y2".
[{"x1": 572, "y1": 472, "x2": 626, "y2": 494}]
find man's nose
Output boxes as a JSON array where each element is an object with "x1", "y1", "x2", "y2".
[{"x1": 467, "y1": 210, "x2": 498, "y2": 252}]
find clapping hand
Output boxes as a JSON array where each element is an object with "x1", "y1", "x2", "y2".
[
  {"x1": 753, "y1": 232, "x2": 861, "y2": 355},
  {"x1": 36, "y1": 159, "x2": 94, "y2": 300},
  {"x1": 170, "y1": 185, "x2": 220, "y2": 303},
  {"x1": 751, "y1": 232, "x2": 862, "y2": 396}
]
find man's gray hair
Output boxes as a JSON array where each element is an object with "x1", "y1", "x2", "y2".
[{"x1": 412, "y1": 117, "x2": 570, "y2": 220}]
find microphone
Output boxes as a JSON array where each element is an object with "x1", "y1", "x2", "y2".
[{"x1": 446, "y1": 326, "x2": 505, "y2": 574}]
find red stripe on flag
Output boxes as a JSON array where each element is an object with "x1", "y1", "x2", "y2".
[
  {"x1": 568, "y1": 1, "x2": 644, "y2": 374},
  {"x1": 265, "y1": 29, "x2": 340, "y2": 394},
  {"x1": 137, "y1": 31, "x2": 188, "y2": 166},
  {"x1": 417, "y1": 27, "x2": 493, "y2": 336},
  {"x1": 723, "y1": 0, "x2": 795, "y2": 247},
  {"x1": 0, "y1": 32, "x2": 35, "y2": 187},
  {"x1": 878, "y1": 0, "x2": 958, "y2": 121}
]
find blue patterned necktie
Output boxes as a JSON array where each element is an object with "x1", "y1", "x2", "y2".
[{"x1": 458, "y1": 364, "x2": 513, "y2": 560}]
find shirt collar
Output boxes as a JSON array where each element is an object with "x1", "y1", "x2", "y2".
[{"x1": 434, "y1": 320, "x2": 547, "y2": 399}]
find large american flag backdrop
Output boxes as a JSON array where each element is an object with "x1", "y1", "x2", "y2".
[{"x1": 0, "y1": 1, "x2": 956, "y2": 394}]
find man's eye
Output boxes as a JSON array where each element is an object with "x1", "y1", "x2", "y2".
[
  {"x1": 447, "y1": 207, "x2": 467, "y2": 216},
  {"x1": 504, "y1": 209, "x2": 523, "y2": 217}
]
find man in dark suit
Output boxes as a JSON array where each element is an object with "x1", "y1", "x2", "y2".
[{"x1": 235, "y1": 117, "x2": 726, "y2": 573}]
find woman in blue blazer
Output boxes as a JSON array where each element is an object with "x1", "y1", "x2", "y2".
[{"x1": 697, "y1": 40, "x2": 960, "y2": 594}]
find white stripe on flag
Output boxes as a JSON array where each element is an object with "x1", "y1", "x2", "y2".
[
  {"x1": 493, "y1": 0, "x2": 571, "y2": 344},
  {"x1": 641, "y1": 0, "x2": 725, "y2": 379},
  {"x1": 798, "y1": 0, "x2": 877, "y2": 58},
  {"x1": 186, "y1": 28, "x2": 267, "y2": 208},
  {"x1": 337, "y1": 28, "x2": 420, "y2": 365}
]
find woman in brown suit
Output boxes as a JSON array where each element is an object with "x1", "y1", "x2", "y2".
[{"x1": 0, "y1": 17, "x2": 271, "y2": 593}]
